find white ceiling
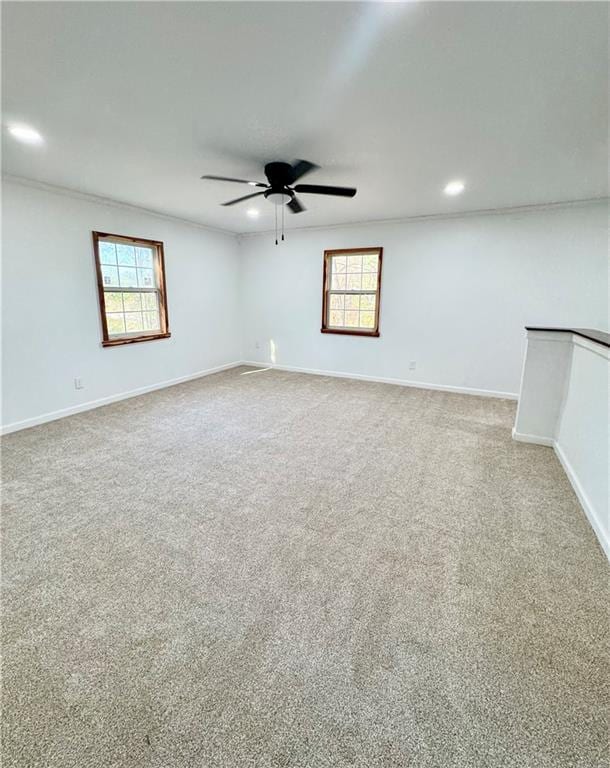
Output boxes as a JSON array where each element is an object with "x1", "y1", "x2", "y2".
[{"x1": 2, "y1": 2, "x2": 608, "y2": 234}]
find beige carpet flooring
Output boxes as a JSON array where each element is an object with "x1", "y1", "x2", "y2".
[{"x1": 2, "y1": 366, "x2": 608, "y2": 767}]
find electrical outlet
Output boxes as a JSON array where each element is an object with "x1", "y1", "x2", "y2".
[
  {"x1": 74, "y1": 377, "x2": 84, "y2": 390},
  {"x1": 409, "y1": 361, "x2": 416, "y2": 371},
  {"x1": 255, "y1": 341, "x2": 260, "y2": 350}
]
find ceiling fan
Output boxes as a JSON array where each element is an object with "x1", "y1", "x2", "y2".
[{"x1": 201, "y1": 160, "x2": 357, "y2": 214}]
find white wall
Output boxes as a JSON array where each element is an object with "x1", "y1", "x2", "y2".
[
  {"x1": 1, "y1": 180, "x2": 241, "y2": 431},
  {"x1": 239, "y1": 201, "x2": 608, "y2": 397},
  {"x1": 3, "y1": 185, "x2": 607, "y2": 431},
  {"x1": 555, "y1": 339, "x2": 609, "y2": 558}
]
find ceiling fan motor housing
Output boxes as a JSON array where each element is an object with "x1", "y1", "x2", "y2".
[
  {"x1": 264, "y1": 161, "x2": 295, "y2": 187},
  {"x1": 264, "y1": 162, "x2": 295, "y2": 204}
]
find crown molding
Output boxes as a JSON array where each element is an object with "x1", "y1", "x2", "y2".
[
  {"x1": 4, "y1": 174, "x2": 605, "y2": 241},
  {"x1": 237, "y1": 195, "x2": 608, "y2": 239},
  {"x1": 2, "y1": 174, "x2": 237, "y2": 237}
]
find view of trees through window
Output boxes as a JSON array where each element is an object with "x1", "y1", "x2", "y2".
[{"x1": 98, "y1": 241, "x2": 160, "y2": 335}]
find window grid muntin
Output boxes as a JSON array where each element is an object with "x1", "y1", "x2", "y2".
[
  {"x1": 103, "y1": 288, "x2": 161, "y2": 338},
  {"x1": 327, "y1": 290, "x2": 377, "y2": 329}
]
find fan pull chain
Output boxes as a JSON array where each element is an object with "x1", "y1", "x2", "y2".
[
  {"x1": 281, "y1": 201, "x2": 285, "y2": 241},
  {"x1": 275, "y1": 203, "x2": 278, "y2": 246}
]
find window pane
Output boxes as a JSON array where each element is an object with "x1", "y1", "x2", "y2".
[
  {"x1": 329, "y1": 294, "x2": 344, "y2": 310},
  {"x1": 116, "y1": 244, "x2": 136, "y2": 266},
  {"x1": 124, "y1": 312, "x2": 144, "y2": 333},
  {"x1": 137, "y1": 268, "x2": 155, "y2": 288},
  {"x1": 329, "y1": 310, "x2": 344, "y2": 327},
  {"x1": 346, "y1": 273, "x2": 362, "y2": 290},
  {"x1": 143, "y1": 311, "x2": 161, "y2": 331},
  {"x1": 345, "y1": 294, "x2": 359, "y2": 310},
  {"x1": 331, "y1": 274, "x2": 346, "y2": 290},
  {"x1": 362, "y1": 273, "x2": 377, "y2": 290},
  {"x1": 360, "y1": 294, "x2": 376, "y2": 311},
  {"x1": 136, "y1": 247, "x2": 153, "y2": 268},
  {"x1": 345, "y1": 310, "x2": 359, "y2": 327},
  {"x1": 122, "y1": 292, "x2": 142, "y2": 312},
  {"x1": 141, "y1": 292, "x2": 159, "y2": 311},
  {"x1": 101, "y1": 264, "x2": 119, "y2": 287},
  {"x1": 346, "y1": 254, "x2": 362, "y2": 272},
  {"x1": 99, "y1": 242, "x2": 117, "y2": 265},
  {"x1": 362, "y1": 253, "x2": 378, "y2": 273},
  {"x1": 118, "y1": 267, "x2": 138, "y2": 288},
  {"x1": 104, "y1": 291, "x2": 123, "y2": 312},
  {"x1": 331, "y1": 256, "x2": 346, "y2": 273},
  {"x1": 106, "y1": 313, "x2": 125, "y2": 334},
  {"x1": 360, "y1": 311, "x2": 375, "y2": 328}
]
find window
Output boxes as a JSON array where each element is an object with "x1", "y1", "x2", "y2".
[
  {"x1": 92, "y1": 232, "x2": 170, "y2": 347},
  {"x1": 321, "y1": 247, "x2": 383, "y2": 336}
]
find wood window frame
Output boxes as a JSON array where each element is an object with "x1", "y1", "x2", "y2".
[
  {"x1": 321, "y1": 247, "x2": 383, "y2": 337},
  {"x1": 92, "y1": 231, "x2": 171, "y2": 348}
]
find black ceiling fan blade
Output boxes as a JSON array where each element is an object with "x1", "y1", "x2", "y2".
[
  {"x1": 293, "y1": 184, "x2": 357, "y2": 198},
  {"x1": 290, "y1": 160, "x2": 319, "y2": 182},
  {"x1": 287, "y1": 197, "x2": 306, "y2": 214},
  {"x1": 221, "y1": 191, "x2": 266, "y2": 206},
  {"x1": 201, "y1": 175, "x2": 267, "y2": 188}
]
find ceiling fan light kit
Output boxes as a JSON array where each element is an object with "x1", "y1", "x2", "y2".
[
  {"x1": 201, "y1": 160, "x2": 357, "y2": 243},
  {"x1": 265, "y1": 190, "x2": 292, "y2": 205}
]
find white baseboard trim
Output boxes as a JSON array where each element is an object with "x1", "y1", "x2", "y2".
[
  {"x1": 511, "y1": 428, "x2": 555, "y2": 447},
  {"x1": 1, "y1": 360, "x2": 516, "y2": 435},
  {"x1": 511, "y1": 428, "x2": 609, "y2": 561},
  {"x1": 241, "y1": 361, "x2": 518, "y2": 400},
  {"x1": 553, "y1": 441, "x2": 610, "y2": 562},
  {"x1": 0, "y1": 361, "x2": 243, "y2": 435}
]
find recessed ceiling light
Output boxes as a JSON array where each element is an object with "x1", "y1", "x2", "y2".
[
  {"x1": 246, "y1": 208, "x2": 259, "y2": 219},
  {"x1": 7, "y1": 123, "x2": 44, "y2": 146},
  {"x1": 444, "y1": 180, "x2": 465, "y2": 196}
]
